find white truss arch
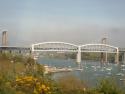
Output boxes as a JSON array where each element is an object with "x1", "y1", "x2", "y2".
[
  {"x1": 32, "y1": 41, "x2": 78, "y2": 52},
  {"x1": 80, "y1": 44, "x2": 118, "y2": 53}
]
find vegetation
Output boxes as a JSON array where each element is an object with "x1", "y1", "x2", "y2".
[
  {"x1": 95, "y1": 79, "x2": 124, "y2": 94},
  {"x1": 56, "y1": 75, "x2": 86, "y2": 94},
  {"x1": 0, "y1": 52, "x2": 124, "y2": 94}
]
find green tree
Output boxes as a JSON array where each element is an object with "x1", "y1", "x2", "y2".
[
  {"x1": 36, "y1": 63, "x2": 44, "y2": 76},
  {"x1": 24, "y1": 57, "x2": 35, "y2": 75}
]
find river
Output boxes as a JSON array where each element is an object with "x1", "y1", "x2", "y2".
[{"x1": 38, "y1": 58, "x2": 125, "y2": 87}]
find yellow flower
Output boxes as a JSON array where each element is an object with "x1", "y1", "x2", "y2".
[
  {"x1": 16, "y1": 78, "x2": 21, "y2": 82},
  {"x1": 47, "y1": 87, "x2": 50, "y2": 90},
  {"x1": 41, "y1": 84, "x2": 46, "y2": 89},
  {"x1": 15, "y1": 76, "x2": 51, "y2": 94},
  {"x1": 33, "y1": 88, "x2": 38, "y2": 94}
]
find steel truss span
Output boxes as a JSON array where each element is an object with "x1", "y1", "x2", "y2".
[
  {"x1": 31, "y1": 42, "x2": 119, "y2": 63},
  {"x1": 32, "y1": 42, "x2": 118, "y2": 53},
  {"x1": 32, "y1": 42, "x2": 79, "y2": 52},
  {"x1": 80, "y1": 44, "x2": 118, "y2": 53}
]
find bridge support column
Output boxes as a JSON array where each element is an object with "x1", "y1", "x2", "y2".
[
  {"x1": 76, "y1": 46, "x2": 81, "y2": 65},
  {"x1": 31, "y1": 45, "x2": 35, "y2": 58},
  {"x1": 101, "y1": 52, "x2": 104, "y2": 63},
  {"x1": 101, "y1": 52, "x2": 108, "y2": 63},
  {"x1": 115, "y1": 48, "x2": 119, "y2": 64},
  {"x1": 18, "y1": 50, "x2": 21, "y2": 54},
  {"x1": 105, "y1": 52, "x2": 108, "y2": 63},
  {"x1": 123, "y1": 52, "x2": 125, "y2": 64}
]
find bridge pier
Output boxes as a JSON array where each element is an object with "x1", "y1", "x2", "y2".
[
  {"x1": 105, "y1": 52, "x2": 108, "y2": 63},
  {"x1": 101, "y1": 52, "x2": 104, "y2": 63},
  {"x1": 76, "y1": 46, "x2": 81, "y2": 64},
  {"x1": 122, "y1": 52, "x2": 125, "y2": 64},
  {"x1": 101, "y1": 52, "x2": 108, "y2": 63},
  {"x1": 121, "y1": 52, "x2": 125, "y2": 64},
  {"x1": 115, "y1": 54, "x2": 118, "y2": 63},
  {"x1": 115, "y1": 48, "x2": 119, "y2": 64}
]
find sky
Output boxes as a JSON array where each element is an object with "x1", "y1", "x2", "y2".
[{"x1": 0, "y1": 0, "x2": 125, "y2": 47}]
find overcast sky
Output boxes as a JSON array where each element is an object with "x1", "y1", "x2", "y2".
[{"x1": 0, "y1": 0, "x2": 125, "y2": 47}]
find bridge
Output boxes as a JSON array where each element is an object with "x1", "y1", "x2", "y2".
[
  {"x1": 0, "y1": 46, "x2": 31, "y2": 55},
  {"x1": 1, "y1": 41, "x2": 125, "y2": 64},
  {"x1": 31, "y1": 42, "x2": 119, "y2": 64},
  {"x1": 119, "y1": 48, "x2": 125, "y2": 52}
]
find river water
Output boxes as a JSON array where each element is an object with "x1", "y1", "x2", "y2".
[{"x1": 38, "y1": 58, "x2": 125, "y2": 87}]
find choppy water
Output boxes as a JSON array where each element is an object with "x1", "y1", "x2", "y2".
[{"x1": 38, "y1": 58, "x2": 125, "y2": 87}]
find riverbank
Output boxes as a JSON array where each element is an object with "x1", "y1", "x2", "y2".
[{"x1": 44, "y1": 65, "x2": 84, "y2": 74}]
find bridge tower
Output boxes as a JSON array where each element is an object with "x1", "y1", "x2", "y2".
[
  {"x1": 101, "y1": 37, "x2": 108, "y2": 63},
  {"x1": 2, "y1": 31, "x2": 7, "y2": 46},
  {"x1": 76, "y1": 46, "x2": 81, "y2": 65}
]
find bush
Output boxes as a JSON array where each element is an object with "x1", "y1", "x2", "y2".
[
  {"x1": 14, "y1": 76, "x2": 51, "y2": 94},
  {"x1": 96, "y1": 78, "x2": 124, "y2": 94},
  {"x1": 57, "y1": 75, "x2": 86, "y2": 94},
  {"x1": 0, "y1": 73, "x2": 17, "y2": 94}
]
